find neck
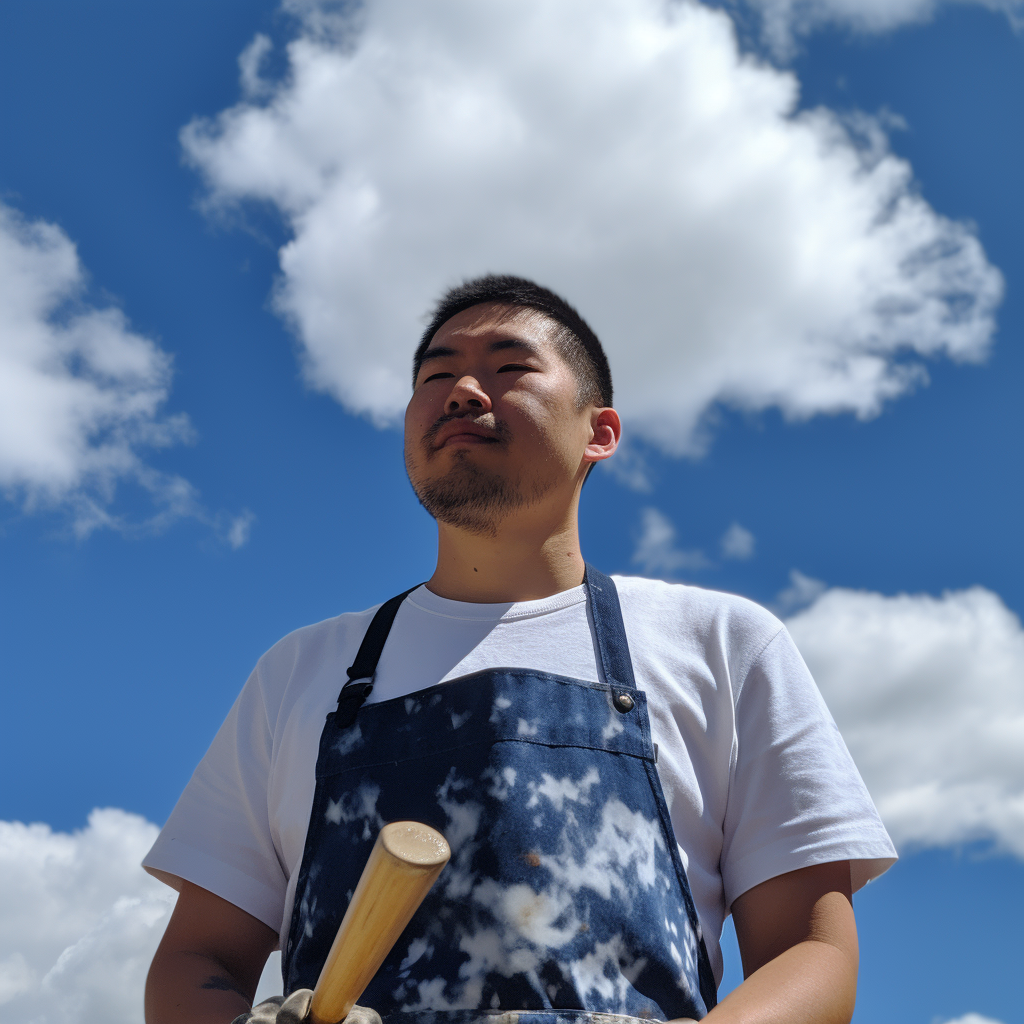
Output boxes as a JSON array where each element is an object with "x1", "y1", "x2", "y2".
[{"x1": 426, "y1": 499, "x2": 586, "y2": 603}]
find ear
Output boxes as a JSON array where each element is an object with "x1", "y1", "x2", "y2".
[{"x1": 582, "y1": 407, "x2": 621, "y2": 465}]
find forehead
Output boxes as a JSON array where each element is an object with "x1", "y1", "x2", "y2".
[{"x1": 427, "y1": 303, "x2": 560, "y2": 351}]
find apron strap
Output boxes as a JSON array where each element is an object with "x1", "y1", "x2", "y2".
[
  {"x1": 336, "y1": 584, "x2": 422, "y2": 728},
  {"x1": 584, "y1": 564, "x2": 638, "y2": 692},
  {"x1": 336, "y1": 568, "x2": 637, "y2": 728}
]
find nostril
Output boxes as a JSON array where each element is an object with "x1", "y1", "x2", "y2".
[{"x1": 468, "y1": 399, "x2": 482, "y2": 407}]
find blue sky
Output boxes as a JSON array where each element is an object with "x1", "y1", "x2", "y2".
[{"x1": 0, "y1": 2, "x2": 1021, "y2": 1022}]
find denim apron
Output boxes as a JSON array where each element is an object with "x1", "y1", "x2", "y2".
[{"x1": 284, "y1": 567, "x2": 716, "y2": 1023}]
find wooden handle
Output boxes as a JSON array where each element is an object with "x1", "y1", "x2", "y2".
[{"x1": 308, "y1": 821, "x2": 451, "y2": 1024}]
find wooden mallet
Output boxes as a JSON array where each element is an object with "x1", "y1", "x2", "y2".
[{"x1": 308, "y1": 821, "x2": 452, "y2": 1024}]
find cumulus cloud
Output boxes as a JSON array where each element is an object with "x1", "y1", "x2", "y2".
[
  {"x1": 739, "y1": 0, "x2": 1024, "y2": 58},
  {"x1": 632, "y1": 507, "x2": 710, "y2": 576},
  {"x1": 720, "y1": 522, "x2": 755, "y2": 560},
  {"x1": 0, "y1": 202, "x2": 249, "y2": 542},
  {"x1": 0, "y1": 809, "x2": 171, "y2": 1023},
  {"x1": 786, "y1": 586, "x2": 1024, "y2": 857},
  {"x1": 0, "y1": 809, "x2": 282, "y2": 1024},
  {"x1": 0, "y1": 204, "x2": 183, "y2": 525},
  {"x1": 182, "y1": 0, "x2": 1001, "y2": 457}
]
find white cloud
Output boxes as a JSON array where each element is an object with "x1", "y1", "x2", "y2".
[
  {"x1": 632, "y1": 507, "x2": 710, "y2": 576},
  {"x1": 740, "y1": 0, "x2": 1024, "y2": 58},
  {"x1": 599, "y1": 440, "x2": 655, "y2": 494},
  {"x1": 227, "y1": 509, "x2": 256, "y2": 550},
  {"x1": 239, "y1": 33, "x2": 275, "y2": 101},
  {"x1": 0, "y1": 203, "x2": 195, "y2": 533},
  {"x1": 0, "y1": 202, "x2": 252, "y2": 543},
  {"x1": 720, "y1": 522, "x2": 755, "y2": 560},
  {"x1": 0, "y1": 809, "x2": 171, "y2": 1023},
  {"x1": 940, "y1": 1015, "x2": 1007, "y2": 1024},
  {"x1": 786, "y1": 586, "x2": 1024, "y2": 857},
  {"x1": 182, "y1": 0, "x2": 1001, "y2": 457},
  {"x1": 0, "y1": 809, "x2": 283, "y2": 1024},
  {"x1": 774, "y1": 567, "x2": 827, "y2": 614}
]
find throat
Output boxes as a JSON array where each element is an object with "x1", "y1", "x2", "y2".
[{"x1": 428, "y1": 522, "x2": 585, "y2": 603}]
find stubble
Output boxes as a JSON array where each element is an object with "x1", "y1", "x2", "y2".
[{"x1": 407, "y1": 415, "x2": 552, "y2": 536}]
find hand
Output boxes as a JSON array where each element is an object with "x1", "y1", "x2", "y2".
[
  {"x1": 231, "y1": 989, "x2": 312, "y2": 1024},
  {"x1": 231, "y1": 993, "x2": 382, "y2": 1024}
]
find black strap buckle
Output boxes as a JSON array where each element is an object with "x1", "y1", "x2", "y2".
[
  {"x1": 332, "y1": 582, "x2": 423, "y2": 731},
  {"x1": 335, "y1": 677, "x2": 374, "y2": 729}
]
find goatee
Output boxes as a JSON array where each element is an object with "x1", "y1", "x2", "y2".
[
  {"x1": 408, "y1": 414, "x2": 551, "y2": 535},
  {"x1": 412, "y1": 457, "x2": 529, "y2": 536}
]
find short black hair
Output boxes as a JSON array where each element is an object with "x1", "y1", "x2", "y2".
[{"x1": 414, "y1": 274, "x2": 613, "y2": 408}]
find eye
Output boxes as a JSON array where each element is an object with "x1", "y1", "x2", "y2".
[
  {"x1": 422, "y1": 371, "x2": 455, "y2": 383},
  {"x1": 497, "y1": 363, "x2": 533, "y2": 373}
]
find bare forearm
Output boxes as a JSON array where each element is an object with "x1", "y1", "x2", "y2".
[
  {"x1": 145, "y1": 881, "x2": 277, "y2": 1024},
  {"x1": 145, "y1": 947, "x2": 258, "y2": 1024},
  {"x1": 702, "y1": 937, "x2": 857, "y2": 1024}
]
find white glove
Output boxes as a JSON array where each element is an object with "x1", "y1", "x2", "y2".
[
  {"x1": 232, "y1": 991, "x2": 382, "y2": 1024},
  {"x1": 231, "y1": 988, "x2": 312, "y2": 1024}
]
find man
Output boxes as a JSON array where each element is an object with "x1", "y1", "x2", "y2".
[{"x1": 144, "y1": 275, "x2": 896, "y2": 1024}]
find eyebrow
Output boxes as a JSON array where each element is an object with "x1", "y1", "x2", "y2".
[
  {"x1": 419, "y1": 337, "x2": 542, "y2": 366},
  {"x1": 418, "y1": 345, "x2": 457, "y2": 366}
]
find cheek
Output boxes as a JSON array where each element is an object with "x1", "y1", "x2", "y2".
[
  {"x1": 517, "y1": 404, "x2": 589, "y2": 464},
  {"x1": 405, "y1": 392, "x2": 434, "y2": 434},
  {"x1": 404, "y1": 402, "x2": 428, "y2": 460}
]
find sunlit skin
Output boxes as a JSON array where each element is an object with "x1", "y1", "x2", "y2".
[
  {"x1": 145, "y1": 302, "x2": 859, "y2": 1024},
  {"x1": 404, "y1": 302, "x2": 620, "y2": 603}
]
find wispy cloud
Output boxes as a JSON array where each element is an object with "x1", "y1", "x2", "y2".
[
  {"x1": 600, "y1": 439, "x2": 654, "y2": 494},
  {"x1": 939, "y1": 1015, "x2": 1008, "y2": 1024},
  {"x1": 631, "y1": 508, "x2": 710, "y2": 577},
  {"x1": 720, "y1": 522, "x2": 755, "y2": 560},
  {"x1": 182, "y1": 0, "x2": 1001, "y2": 457},
  {"x1": 773, "y1": 568, "x2": 827, "y2": 614},
  {"x1": 787, "y1": 585, "x2": 1024, "y2": 858},
  {"x1": 0, "y1": 202, "x2": 249, "y2": 545},
  {"x1": 227, "y1": 509, "x2": 256, "y2": 550},
  {"x1": 738, "y1": 0, "x2": 1024, "y2": 59}
]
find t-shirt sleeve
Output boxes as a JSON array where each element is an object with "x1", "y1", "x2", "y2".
[
  {"x1": 720, "y1": 625, "x2": 897, "y2": 908},
  {"x1": 142, "y1": 664, "x2": 287, "y2": 932}
]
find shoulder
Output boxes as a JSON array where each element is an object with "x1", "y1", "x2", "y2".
[
  {"x1": 610, "y1": 575, "x2": 791, "y2": 697},
  {"x1": 612, "y1": 574, "x2": 784, "y2": 654},
  {"x1": 257, "y1": 605, "x2": 379, "y2": 674},
  {"x1": 247, "y1": 602, "x2": 386, "y2": 724}
]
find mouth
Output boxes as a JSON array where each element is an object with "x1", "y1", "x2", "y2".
[
  {"x1": 440, "y1": 431, "x2": 497, "y2": 448},
  {"x1": 427, "y1": 415, "x2": 505, "y2": 451}
]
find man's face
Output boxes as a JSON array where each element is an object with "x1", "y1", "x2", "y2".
[{"x1": 404, "y1": 303, "x2": 596, "y2": 534}]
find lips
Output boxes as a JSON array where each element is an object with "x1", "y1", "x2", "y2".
[{"x1": 429, "y1": 416, "x2": 502, "y2": 450}]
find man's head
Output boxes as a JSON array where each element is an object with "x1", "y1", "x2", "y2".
[
  {"x1": 404, "y1": 275, "x2": 619, "y2": 535},
  {"x1": 413, "y1": 275, "x2": 612, "y2": 410}
]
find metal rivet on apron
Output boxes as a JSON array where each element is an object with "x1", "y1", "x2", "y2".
[{"x1": 615, "y1": 692, "x2": 635, "y2": 712}]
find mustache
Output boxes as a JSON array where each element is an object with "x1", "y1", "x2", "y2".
[{"x1": 422, "y1": 411, "x2": 512, "y2": 450}]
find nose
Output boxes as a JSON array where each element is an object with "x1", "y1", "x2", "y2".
[{"x1": 445, "y1": 375, "x2": 492, "y2": 415}]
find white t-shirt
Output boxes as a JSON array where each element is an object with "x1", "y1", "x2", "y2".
[{"x1": 143, "y1": 576, "x2": 895, "y2": 983}]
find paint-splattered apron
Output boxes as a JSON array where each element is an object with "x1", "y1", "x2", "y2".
[{"x1": 284, "y1": 567, "x2": 716, "y2": 1022}]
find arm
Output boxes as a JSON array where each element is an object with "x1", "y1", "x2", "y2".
[
  {"x1": 146, "y1": 880, "x2": 279, "y2": 1024},
  {"x1": 695, "y1": 860, "x2": 858, "y2": 1024}
]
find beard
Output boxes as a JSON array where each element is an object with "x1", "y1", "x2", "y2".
[
  {"x1": 412, "y1": 457, "x2": 529, "y2": 535},
  {"x1": 406, "y1": 415, "x2": 551, "y2": 535}
]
